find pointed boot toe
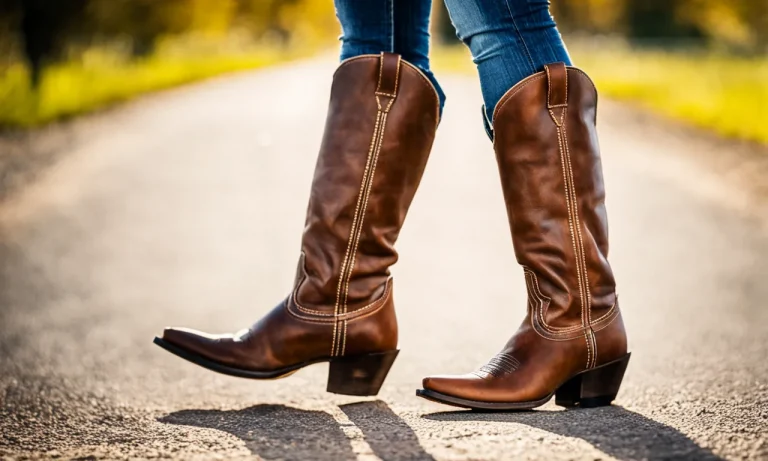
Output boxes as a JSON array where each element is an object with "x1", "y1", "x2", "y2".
[
  {"x1": 153, "y1": 53, "x2": 440, "y2": 396},
  {"x1": 417, "y1": 63, "x2": 629, "y2": 411},
  {"x1": 154, "y1": 327, "x2": 246, "y2": 371},
  {"x1": 159, "y1": 327, "x2": 223, "y2": 357},
  {"x1": 421, "y1": 375, "x2": 462, "y2": 395},
  {"x1": 417, "y1": 374, "x2": 485, "y2": 409}
]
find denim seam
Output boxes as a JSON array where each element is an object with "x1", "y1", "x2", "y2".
[{"x1": 503, "y1": 0, "x2": 536, "y2": 76}]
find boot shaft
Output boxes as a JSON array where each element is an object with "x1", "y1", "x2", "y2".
[
  {"x1": 493, "y1": 63, "x2": 616, "y2": 333},
  {"x1": 297, "y1": 53, "x2": 440, "y2": 314}
]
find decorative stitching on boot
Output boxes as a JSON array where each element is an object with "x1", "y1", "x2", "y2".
[
  {"x1": 287, "y1": 279, "x2": 393, "y2": 323},
  {"x1": 330, "y1": 110, "x2": 384, "y2": 357},
  {"x1": 341, "y1": 111, "x2": 389, "y2": 315},
  {"x1": 338, "y1": 109, "x2": 390, "y2": 354},
  {"x1": 588, "y1": 328, "x2": 598, "y2": 368},
  {"x1": 561, "y1": 120, "x2": 596, "y2": 368},
  {"x1": 492, "y1": 75, "x2": 546, "y2": 125},
  {"x1": 524, "y1": 268, "x2": 584, "y2": 333},
  {"x1": 563, "y1": 129, "x2": 593, "y2": 328},
  {"x1": 333, "y1": 55, "x2": 401, "y2": 357},
  {"x1": 375, "y1": 54, "x2": 401, "y2": 99},
  {"x1": 556, "y1": 124, "x2": 593, "y2": 365},
  {"x1": 473, "y1": 352, "x2": 521, "y2": 378}
]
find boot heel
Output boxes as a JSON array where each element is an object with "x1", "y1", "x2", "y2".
[
  {"x1": 555, "y1": 353, "x2": 630, "y2": 408},
  {"x1": 327, "y1": 350, "x2": 399, "y2": 396}
]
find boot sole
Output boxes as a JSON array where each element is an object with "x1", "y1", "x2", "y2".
[
  {"x1": 416, "y1": 353, "x2": 630, "y2": 411},
  {"x1": 153, "y1": 337, "x2": 398, "y2": 396}
]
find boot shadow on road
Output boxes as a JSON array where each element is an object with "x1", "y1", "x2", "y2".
[
  {"x1": 424, "y1": 405, "x2": 723, "y2": 461},
  {"x1": 160, "y1": 400, "x2": 435, "y2": 461}
]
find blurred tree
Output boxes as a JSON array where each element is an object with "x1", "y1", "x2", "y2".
[
  {"x1": 553, "y1": 0, "x2": 767, "y2": 53},
  {"x1": 0, "y1": 0, "x2": 21, "y2": 66},
  {"x1": 18, "y1": 0, "x2": 86, "y2": 85},
  {"x1": 5, "y1": 0, "x2": 764, "y2": 88},
  {"x1": 624, "y1": 0, "x2": 704, "y2": 44},
  {"x1": 552, "y1": 0, "x2": 625, "y2": 35},
  {"x1": 85, "y1": 0, "x2": 197, "y2": 56}
]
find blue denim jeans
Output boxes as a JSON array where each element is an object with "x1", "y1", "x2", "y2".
[
  {"x1": 335, "y1": 0, "x2": 571, "y2": 126},
  {"x1": 335, "y1": 0, "x2": 446, "y2": 115}
]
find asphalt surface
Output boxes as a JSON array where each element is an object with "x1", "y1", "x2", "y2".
[{"x1": 1, "y1": 58, "x2": 767, "y2": 460}]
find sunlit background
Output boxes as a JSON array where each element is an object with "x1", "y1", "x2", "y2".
[
  {"x1": 0, "y1": 0, "x2": 766, "y2": 143},
  {"x1": 1, "y1": 2, "x2": 768, "y2": 460}
]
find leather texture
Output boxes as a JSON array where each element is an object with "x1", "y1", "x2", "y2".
[
  {"x1": 161, "y1": 53, "x2": 439, "y2": 372},
  {"x1": 422, "y1": 63, "x2": 628, "y2": 403}
]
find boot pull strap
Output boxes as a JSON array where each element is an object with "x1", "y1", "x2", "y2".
[
  {"x1": 376, "y1": 52, "x2": 401, "y2": 113},
  {"x1": 544, "y1": 62, "x2": 568, "y2": 126}
]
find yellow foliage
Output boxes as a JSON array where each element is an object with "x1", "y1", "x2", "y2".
[
  {"x1": 0, "y1": 45, "x2": 304, "y2": 128},
  {"x1": 433, "y1": 45, "x2": 768, "y2": 145}
]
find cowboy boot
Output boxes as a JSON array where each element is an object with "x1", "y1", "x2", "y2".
[
  {"x1": 154, "y1": 52, "x2": 440, "y2": 396},
  {"x1": 417, "y1": 63, "x2": 629, "y2": 410}
]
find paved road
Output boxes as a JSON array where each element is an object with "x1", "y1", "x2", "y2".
[{"x1": 1, "y1": 58, "x2": 767, "y2": 460}]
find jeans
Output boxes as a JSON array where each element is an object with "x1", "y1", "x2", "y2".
[
  {"x1": 335, "y1": 0, "x2": 446, "y2": 115},
  {"x1": 335, "y1": 0, "x2": 571, "y2": 128}
]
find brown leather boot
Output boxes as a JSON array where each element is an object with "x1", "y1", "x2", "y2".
[
  {"x1": 417, "y1": 63, "x2": 629, "y2": 410},
  {"x1": 155, "y1": 53, "x2": 439, "y2": 396}
]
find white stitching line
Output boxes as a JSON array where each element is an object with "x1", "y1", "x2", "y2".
[
  {"x1": 287, "y1": 280, "x2": 393, "y2": 324},
  {"x1": 493, "y1": 66, "x2": 593, "y2": 124},
  {"x1": 529, "y1": 316, "x2": 587, "y2": 341},
  {"x1": 591, "y1": 307, "x2": 621, "y2": 333},
  {"x1": 584, "y1": 331, "x2": 591, "y2": 369},
  {"x1": 341, "y1": 319, "x2": 348, "y2": 356},
  {"x1": 546, "y1": 64, "x2": 568, "y2": 109},
  {"x1": 524, "y1": 270, "x2": 590, "y2": 339},
  {"x1": 292, "y1": 268, "x2": 391, "y2": 316},
  {"x1": 331, "y1": 117, "x2": 380, "y2": 352},
  {"x1": 492, "y1": 75, "x2": 546, "y2": 130},
  {"x1": 546, "y1": 65, "x2": 552, "y2": 108},
  {"x1": 342, "y1": 59, "x2": 399, "y2": 311},
  {"x1": 559, "y1": 123, "x2": 586, "y2": 320},
  {"x1": 341, "y1": 111, "x2": 389, "y2": 314},
  {"x1": 376, "y1": 54, "x2": 385, "y2": 93},
  {"x1": 330, "y1": 110, "x2": 382, "y2": 356},
  {"x1": 337, "y1": 56, "x2": 400, "y2": 356},
  {"x1": 525, "y1": 268, "x2": 584, "y2": 333},
  {"x1": 375, "y1": 54, "x2": 400, "y2": 97},
  {"x1": 563, "y1": 128, "x2": 593, "y2": 328},
  {"x1": 561, "y1": 122, "x2": 594, "y2": 343},
  {"x1": 556, "y1": 128, "x2": 587, "y2": 323},
  {"x1": 338, "y1": 55, "x2": 439, "y2": 127},
  {"x1": 549, "y1": 108, "x2": 566, "y2": 127},
  {"x1": 339, "y1": 111, "x2": 388, "y2": 354},
  {"x1": 525, "y1": 268, "x2": 582, "y2": 333},
  {"x1": 561, "y1": 110, "x2": 596, "y2": 367},
  {"x1": 289, "y1": 254, "x2": 344, "y2": 315},
  {"x1": 557, "y1": 126, "x2": 591, "y2": 365},
  {"x1": 374, "y1": 56, "x2": 401, "y2": 99},
  {"x1": 591, "y1": 301, "x2": 617, "y2": 325}
]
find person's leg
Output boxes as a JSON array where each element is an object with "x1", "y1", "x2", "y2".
[
  {"x1": 336, "y1": 0, "x2": 393, "y2": 61},
  {"x1": 335, "y1": 0, "x2": 446, "y2": 114},
  {"x1": 393, "y1": 0, "x2": 446, "y2": 113},
  {"x1": 442, "y1": 0, "x2": 570, "y2": 123},
  {"x1": 419, "y1": 2, "x2": 628, "y2": 411},
  {"x1": 157, "y1": 3, "x2": 442, "y2": 398}
]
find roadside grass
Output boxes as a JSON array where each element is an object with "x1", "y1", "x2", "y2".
[
  {"x1": 433, "y1": 44, "x2": 768, "y2": 145},
  {"x1": 0, "y1": 46, "x2": 300, "y2": 129}
]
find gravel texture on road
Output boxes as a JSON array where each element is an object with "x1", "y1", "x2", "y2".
[{"x1": 1, "y1": 58, "x2": 767, "y2": 460}]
